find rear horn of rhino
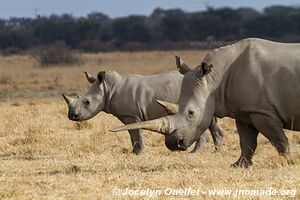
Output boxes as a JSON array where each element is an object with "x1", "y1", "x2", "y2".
[{"x1": 156, "y1": 100, "x2": 179, "y2": 115}]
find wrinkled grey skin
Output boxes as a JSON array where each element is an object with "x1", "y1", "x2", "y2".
[
  {"x1": 165, "y1": 38, "x2": 300, "y2": 167},
  {"x1": 117, "y1": 38, "x2": 300, "y2": 167},
  {"x1": 64, "y1": 70, "x2": 224, "y2": 154}
]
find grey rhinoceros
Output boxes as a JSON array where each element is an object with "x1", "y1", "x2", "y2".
[
  {"x1": 63, "y1": 70, "x2": 224, "y2": 154},
  {"x1": 111, "y1": 38, "x2": 299, "y2": 167}
]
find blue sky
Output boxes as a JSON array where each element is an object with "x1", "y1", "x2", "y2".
[{"x1": 1, "y1": 0, "x2": 300, "y2": 19}]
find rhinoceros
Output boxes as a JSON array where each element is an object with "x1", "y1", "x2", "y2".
[
  {"x1": 111, "y1": 38, "x2": 299, "y2": 167},
  {"x1": 63, "y1": 70, "x2": 224, "y2": 154}
]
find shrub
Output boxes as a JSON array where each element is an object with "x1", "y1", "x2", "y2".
[
  {"x1": 78, "y1": 39, "x2": 116, "y2": 52},
  {"x1": 0, "y1": 47, "x2": 23, "y2": 56},
  {"x1": 32, "y1": 42, "x2": 82, "y2": 67}
]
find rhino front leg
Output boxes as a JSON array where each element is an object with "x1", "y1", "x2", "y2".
[
  {"x1": 208, "y1": 117, "x2": 224, "y2": 150},
  {"x1": 124, "y1": 118, "x2": 144, "y2": 155},
  {"x1": 232, "y1": 117, "x2": 259, "y2": 168},
  {"x1": 128, "y1": 129, "x2": 144, "y2": 155},
  {"x1": 191, "y1": 130, "x2": 209, "y2": 153}
]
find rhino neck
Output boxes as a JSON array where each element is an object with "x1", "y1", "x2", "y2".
[
  {"x1": 203, "y1": 40, "x2": 251, "y2": 118},
  {"x1": 101, "y1": 71, "x2": 120, "y2": 114},
  {"x1": 102, "y1": 81, "x2": 112, "y2": 114}
]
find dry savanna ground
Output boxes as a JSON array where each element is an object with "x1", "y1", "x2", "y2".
[{"x1": 0, "y1": 51, "x2": 299, "y2": 199}]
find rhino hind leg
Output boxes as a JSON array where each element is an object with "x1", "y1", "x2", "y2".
[
  {"x1": 208, "y1": 117, "x2": 224, "y2": 151},
  {"x1": 191, "y1": 130, "x2": 209, "y2": 153},
  {"x1": 250, "y1": 114, "x2": 293, "y2": 164},
  {"x1": 232, "y1": 117, "x2": 259, "y2": 168}
]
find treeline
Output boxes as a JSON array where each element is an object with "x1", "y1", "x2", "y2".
[{"x1": 1, "y1": 5, "x2": 300, "y2": 53}]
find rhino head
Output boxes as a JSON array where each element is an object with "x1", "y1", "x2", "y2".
[
  {"x1": 63, "y1": 71, "x2": 107, "y2": 121},
  {"x1": 111, "y1": 56, "x2": 215, "y2": 151}
]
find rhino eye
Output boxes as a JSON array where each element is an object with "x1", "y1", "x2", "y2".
[
  {"x1": 83, "y1": 100, "x2": 90, "y2": 106},
  {"x1": 187, "y1": 110, "x2": 194, "y2": 119}
]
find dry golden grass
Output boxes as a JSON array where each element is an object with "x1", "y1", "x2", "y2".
[
  {"x1": 0, "y1": 50, "x2": 206, "y2": 94},
  {"x1": 0, "y1": 52, "x2": 299, "y2": 199}
]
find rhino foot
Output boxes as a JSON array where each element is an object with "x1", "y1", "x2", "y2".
[
  {"x1": 231, "y1": 157, "x2": 253, "y2": 168},
  {"x1": 280, "y1": 154, "x2": 295, "y2": 165},
  {"x1": 214, "y1": 145, "x2": 223, "y2": 152},
  {"x1": 287, "y1": 159, "x2": 295, "y2": 165},
  {"x1": 132, "y1": 142, "x2": 143, "y2": 155}
]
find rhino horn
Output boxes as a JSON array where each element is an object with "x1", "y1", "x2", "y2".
[
  {"x1": 110, "y1": 117, "x2": 170, "y2": 134},
  {"x1": 175, "y1": 55, "x2": 191, "y2": 74},
  {"x1": 156, "y1": 100, "x2": 179, "y2": 115},
  {"x1": 62, "y1": 94, "x2": 74, "y2": 105},
  {"x1": 84, "y1": 71, "x2": 97, "y2": 84}
]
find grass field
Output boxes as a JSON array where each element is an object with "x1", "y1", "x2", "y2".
[{"x1": 0, "y1": 51, "x2": 299, "y2": 199}]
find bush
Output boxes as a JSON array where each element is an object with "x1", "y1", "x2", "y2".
[
  {"x1": 0, "y1": 47, "x2": 23, "y2": 56},
  {"x1": 78, "y1": 39, "x2": 116, "y2": 52},
  {"x1": 32, "y1": 42, "x2": 82, "y2": 67}
]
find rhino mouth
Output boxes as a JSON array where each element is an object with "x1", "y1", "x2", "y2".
[
  {"x1": 68, "y1": 113, "x2": 82, "y2": 121},
  {"x1": 178, "y1": 139, "x2": 187, "y2": 151},
  {"x1": 71, "y1": 118, "x2": 82, "y2": 122},
  {"x1": 165, "y1": 133, "x2": 188, "y2": 151}
]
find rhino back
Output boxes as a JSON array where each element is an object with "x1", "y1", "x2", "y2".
[
  {"x1": 107, "y1": 71, "x2": 183, "y2": 121},
  {"x1": 218, "y1": 39, "x2": 300, "y2": 129}
]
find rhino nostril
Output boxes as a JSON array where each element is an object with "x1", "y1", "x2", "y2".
[
  {"x1": 177, "y1": 139, "x2": 186, "y2": 150},
  {"x1": 69, "y1": 113, "x2": 79, "y2": 120}
]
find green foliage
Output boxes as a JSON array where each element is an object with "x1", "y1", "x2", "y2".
[
  {"x1": 0, "y1": 6, "x2": 300, "y2": 52},
  {"x1": 112, "y1": 16, "x2": 151, "y2": 43}
]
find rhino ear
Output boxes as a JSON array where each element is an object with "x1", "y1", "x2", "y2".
[
  {"x1": 84, "y1": 72, "x2": 97, "y2": 84},
  {"x1": 175, "y1": 56, "x2": 191, "y2": 75},
  {"x1": 97, "y1": 71, "x2": 105, "y2": 83},
  {"x1": 196, "y1": 62, "x2": 213, "y2": 78}
]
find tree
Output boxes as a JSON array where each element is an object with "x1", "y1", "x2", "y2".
[
  {"x1": 160, "y1": 9, "x2": 189, "y2": 41},
  {"x1": 111, "y1": 16, "x2": 151, "y2": 43}
]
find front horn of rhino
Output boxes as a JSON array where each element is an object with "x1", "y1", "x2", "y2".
[
  {"x1": 110, "y1": 117, "x2": 170, "y2": 135},
  {"x1": 62, "y1": 94, "x2": 74, "y2": 105}
]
